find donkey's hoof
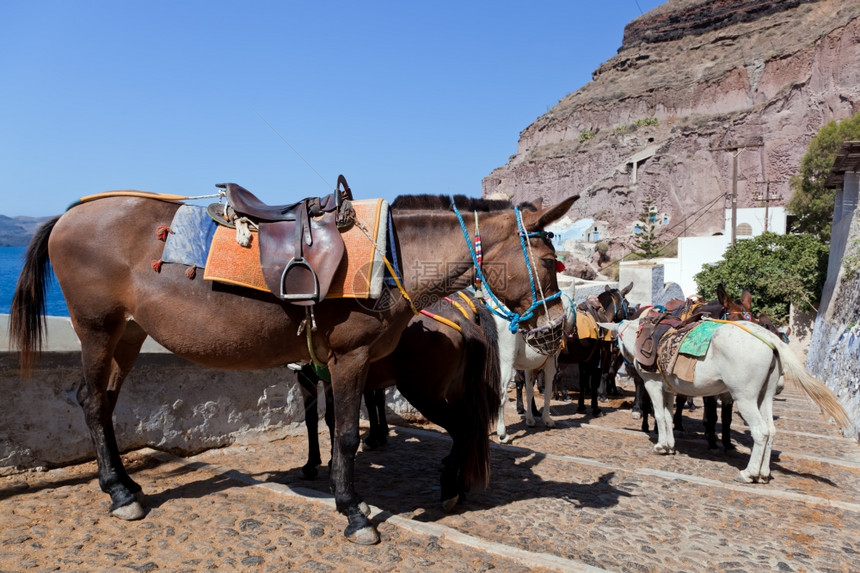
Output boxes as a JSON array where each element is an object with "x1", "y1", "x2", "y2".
[
  {"x1": 111, "y1": 501, "x2": 145, "y2": 521},
  {"x1": 631, "y1": 411, "x2": 642, "y2": 420},
  {"x1": 735, "y1": 471, "x2": 755, "y2": 484},
  {"x1": 345, "y1": 525, "x2": 380, "y2": 545},
  {"x1": 544, "y1": 418, "x2": 556, "y2": 428},
  {"x1": 300, "y1": 464, "x2": 319, "y2": 481},
  {"x1": 652, "y1": 445, "x2": 673, "y2": 455},
  {"x1": 441, "y1": 495, "x2": 459, "y2": 513}
]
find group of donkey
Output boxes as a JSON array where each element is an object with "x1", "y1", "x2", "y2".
[{"x1": 10, "y1": 186, "x2": 851, "y2": 544}]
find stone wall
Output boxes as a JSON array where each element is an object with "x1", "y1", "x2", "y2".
[
  {"x1": 806, "y1": 202, "x2": 860, "y2": 440},
  {"x1": 0, "y1": 316, "x2": 417, "y2": 474}
]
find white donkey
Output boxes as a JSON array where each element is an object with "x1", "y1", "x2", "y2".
[
  {"x1": 604, "y1": 317, "x2": 851, "y2": 483},
  {"x1": 494, "y1": 283, "x2": 574, "y2": 443}
]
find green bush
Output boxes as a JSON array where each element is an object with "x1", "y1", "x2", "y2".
[
  {"x1": 596, "y1": 241, "x2": 610, "y2": 256},
  {"x1": 787, "y1": 111, "x2": 860, "y2": 242},
  {"x1": 694, "y1": 232, "x2": 828, "y2": 322},
  {"x1": 633, "y1": 117, "x2": 659, "y2": 127}
]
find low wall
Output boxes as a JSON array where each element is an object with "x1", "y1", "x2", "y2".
[{"x1": 0, "y1": 315, "x2": 417, "y2": 475}]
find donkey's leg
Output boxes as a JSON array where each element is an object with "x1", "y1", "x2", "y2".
[
  {"x1": 720, "y1": 394, "x2": 736, "y2": 450},
  {"x1": 523, "y1": 370, "x2": 537, "y2": 427},
  {"x1": 734, "y1": 397, "x2": 770, "y2": 483},
  {"x1": 296, "y1": 365, "x2": 323, "y2": 480},
  {"x1": 597, "y1": 371, "x2": 608, "y2": 402},
  {"x1": 643, "y1": 380, "x2": 675, "y2": 454},
  {"x1": 324, "y1": 379, "x2": 335, "y2": 463},
  {"x1": 77, "y1": 320, "x2": 146, "y2": 520},
  {"x1": 588, "y1": 356, "x2": 602, "y2": 417},
  {"x1": 514, "y1": 370, "x2": 526, "y2": 414},
  {"x1": 576, "y1": 359, "x2": 588, "y2": 413},
  {"x1": 516, "y1": 370, "x2": 539, "y2": 415},
  {"x1": 329, "y1": 351, "x2": 378, "y2": 545},
  {"x1": 756, "y1": 369, "x2": 779, "y2": 483},
  {"x1": 757, "y1": 396, "x2": 777, "y2": 483},
  {"x1": 631, "y1": 375, "x2": 644, "y2": 420},
  {"x1": 362, "y1": 389, "x2": 388, "y2": 450},
  {"x1": 553, "y1": 367, "x2": 571, "y2": 401},
  {"x1": 673, "y1": 394, "x2": 688, "y2": 434},
  {"x1": 540, "y1": 360, "x2": 557, "y2": 428},
  {"x1": 108, "y1": 320, "x2": 149, "y2": 501},
  {"x1": 440, "y1": 432, "x2": 468, "y2": 512},
  {"x1": 634, "y1": 374, "x2": 655, "y2": 432},
  {"x1": 703, "y1": 396, "x2": 719, "y2": 449},
  {"x1": 496, "y1": 362, "x2": 515, "y2": 443}
]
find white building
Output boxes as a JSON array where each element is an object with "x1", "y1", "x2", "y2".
[{"x1": 621, "y1": 206, "x2": 787, "y2": 306}]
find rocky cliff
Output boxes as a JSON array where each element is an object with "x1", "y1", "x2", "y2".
[
  {"x1": 0, "y1": 216, "x2": 53, "y2": 247},
  {"x1": 483, "y1": 0, "x2": 860, "y2": 245}
]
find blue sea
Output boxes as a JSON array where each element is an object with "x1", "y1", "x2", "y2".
[{"x1": 0, "y1": 247, "x2": 69, "y2": 317}]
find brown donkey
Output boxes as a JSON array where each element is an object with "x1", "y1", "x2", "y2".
[{"x1": 11, "y1": 190, "x2": 576, "y2": 544}]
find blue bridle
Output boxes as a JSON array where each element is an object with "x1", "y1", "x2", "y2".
[{"x1": 450, "y1": 197, "x2": 561, "y2": 333}]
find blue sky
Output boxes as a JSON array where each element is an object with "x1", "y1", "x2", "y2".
[{"x1": 1, "y1": 1, "x2": 664, "y2": 217}]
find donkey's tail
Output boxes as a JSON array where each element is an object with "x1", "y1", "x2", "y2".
[
  {"x1": 761, "y1": 326, "x2": 852, "y2": 431},
  {"x1": 9, "y1": 216, "x2": 60, "y2": 375},
  {"x1": 459, "y1": 302, "x2": 501, "y2": 492}
]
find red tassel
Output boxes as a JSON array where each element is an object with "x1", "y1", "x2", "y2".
[
  {"x1": 185, "y1": 265, "x2": 197, "y2": 280},
  {"x1": 151, "y1": 259, "x2": 163, "y2": 272},
  {"x1": 156, "y1": 225, "x2": 173, "y2": 241}
]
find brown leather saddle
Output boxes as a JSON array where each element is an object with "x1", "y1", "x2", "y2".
[
  {"x1": 211, "y1": 175, "x2": 355, "y2": 306},
  {"x1": 634, "y1": 308, "x2": 707, "y2": 371}
]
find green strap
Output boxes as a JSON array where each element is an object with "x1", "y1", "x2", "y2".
[{"x1": 306, "y1": 320, "x2": 331, "y2": 382}]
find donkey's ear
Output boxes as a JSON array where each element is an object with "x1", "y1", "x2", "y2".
[
  {"x1": 621, "y1": 281, "x2": 633, "y2": 295},
  {"x1": 531, "y1": 194, "x2": 579, "y2": 228},
  {"x1": 741, "y1": 289, "x2": 752, "y2": 311},
  {"x1": 716, "y1": 284, "x2": 729, "y2": 306}
]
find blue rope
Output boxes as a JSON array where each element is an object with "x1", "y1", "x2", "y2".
[
  {"x1": 449, "y1": 197, "x2": 561, "y2": 333},
  {"x1": 515, "y1": 208, "x2": 538, "y2": 304}
]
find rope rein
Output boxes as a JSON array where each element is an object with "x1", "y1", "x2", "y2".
[{"x1": 449, "y1": 197, "x2": 560, "y2": 333}]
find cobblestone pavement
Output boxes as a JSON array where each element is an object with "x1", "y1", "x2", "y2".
[{"x1": 1, "y1": 379, "x2": 859, "y2": 572}]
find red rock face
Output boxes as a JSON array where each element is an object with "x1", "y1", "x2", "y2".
[{"x1": 483, "y1": 0, "x2": 860, "y2": 249}]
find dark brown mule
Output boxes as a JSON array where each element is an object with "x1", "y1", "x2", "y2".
[
  {"x1": 556, "y1": 283, "x2": 632, "y2": 417},
  {"x1": 300, "y1": 291, "x2": 500, "y2": 511},
  {"x1": 11, "y1": 191, "x2": 574, "y2": 544}
]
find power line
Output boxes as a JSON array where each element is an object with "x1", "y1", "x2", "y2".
[
  {"x1": 660, "y1": 192, "x2": 727, "y2": 238},
  {"x1": 596, "y1": 192, "x2": 728, "y2": 274}
]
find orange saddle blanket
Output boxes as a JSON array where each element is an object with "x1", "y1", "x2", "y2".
[{"x1": 203, "y1": 198, "x2": 389, "y2": 299}]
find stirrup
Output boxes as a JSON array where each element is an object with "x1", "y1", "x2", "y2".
[{"x1": 280, "y1": 257, "x2": 320, "y2": 301}]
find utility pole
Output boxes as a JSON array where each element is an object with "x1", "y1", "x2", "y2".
[
  {"x1": 710, "y1": 141, "x2": 764, "y2": 247},
  {"x1": 753, "y1": 180, "x2": 784, "y2": 232}
]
